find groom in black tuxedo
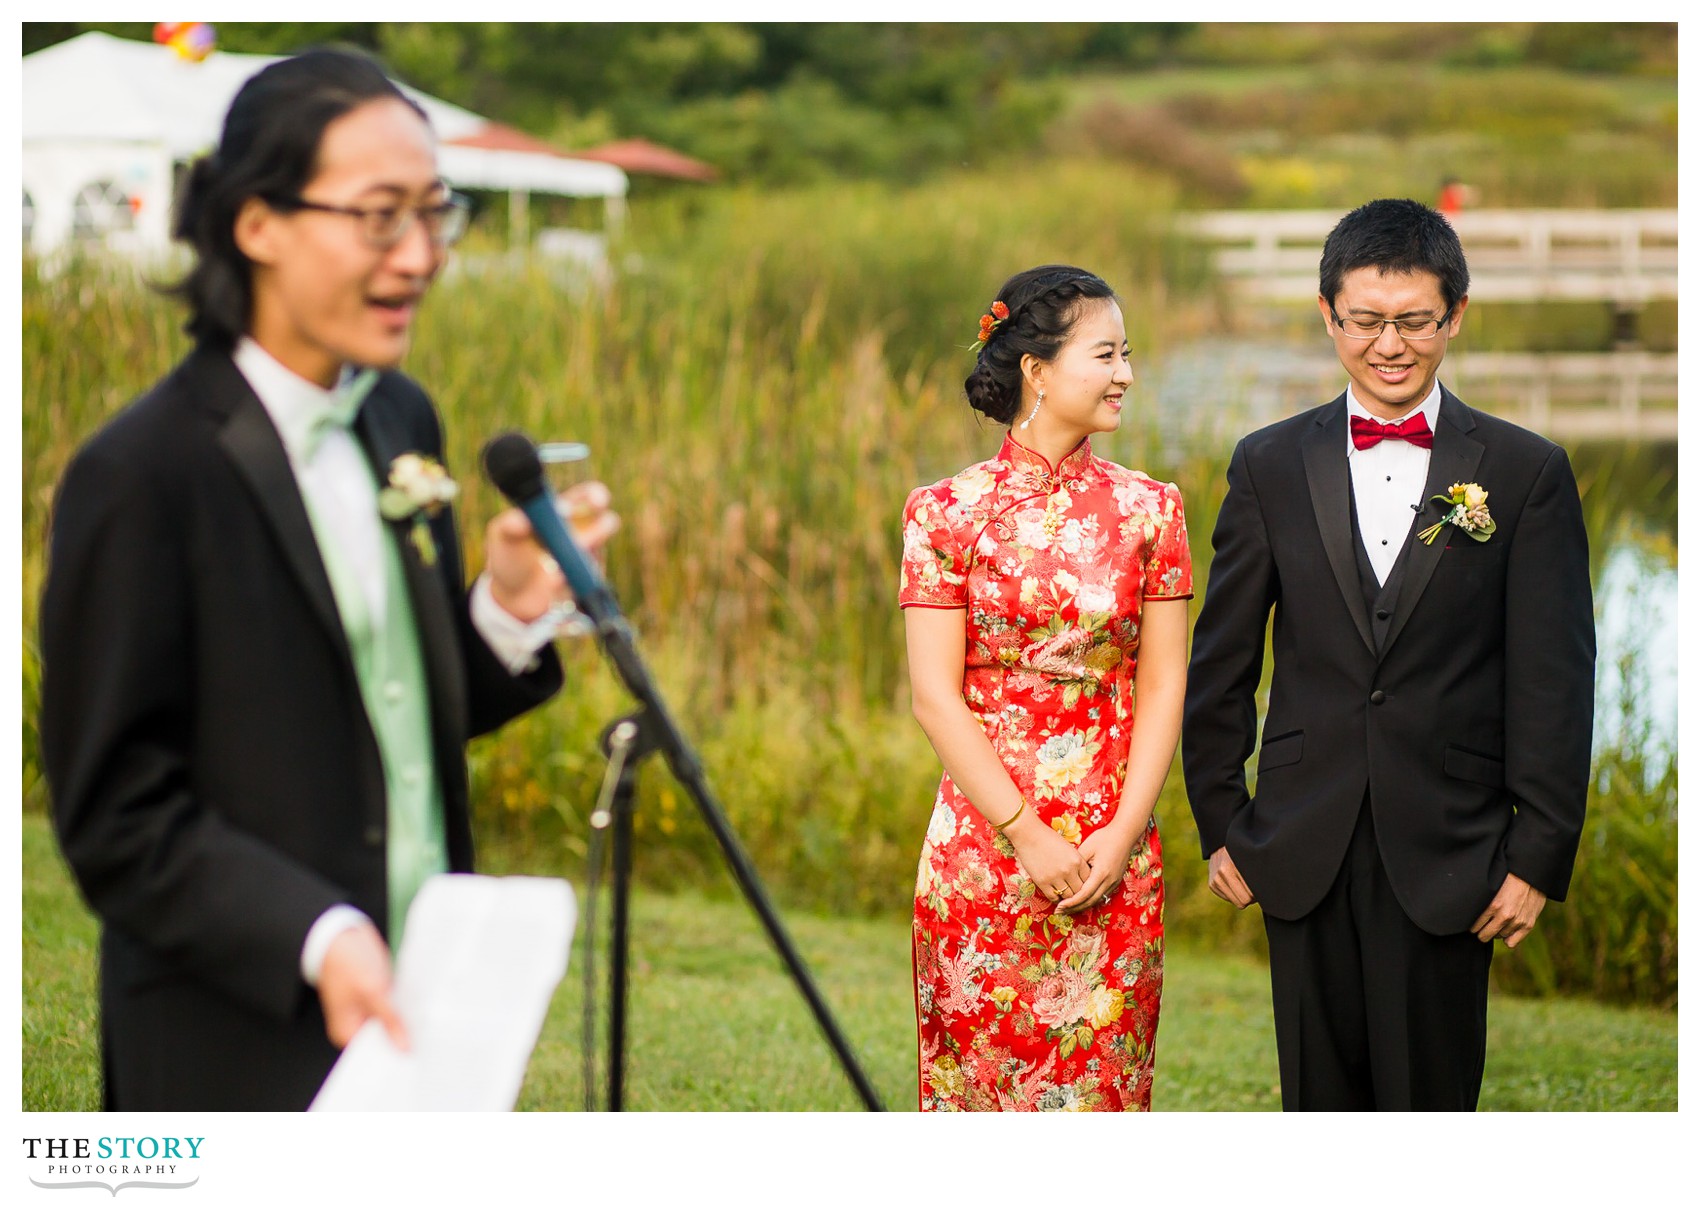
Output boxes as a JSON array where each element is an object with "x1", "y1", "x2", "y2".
[{"x1": 1182, "y1": 199, "x2": 1594, "y2": 1111}]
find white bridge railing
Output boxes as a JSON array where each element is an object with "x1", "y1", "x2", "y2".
[
  {"x1": 1182, "y1": 209, "x2": 1677, "y2": 306},
  {"x1": 1222, "y1": 351, "x2": 1677, "y2": 442}
]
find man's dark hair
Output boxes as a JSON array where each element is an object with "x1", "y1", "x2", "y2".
[
  {"x1": 1318, "y1": 198, "x2": 1470, "y2": 311},
  {"x1": 168, "y1": 48, "x2": 426, "y2": 347}
]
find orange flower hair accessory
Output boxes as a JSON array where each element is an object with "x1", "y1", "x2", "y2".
[{"x1": 971, "y1": 300, "x2": 1011, "y2": 352}]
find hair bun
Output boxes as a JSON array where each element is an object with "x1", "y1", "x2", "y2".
[{"x1": 964, "y1": 358, "x2": 1017, "y2": 425}]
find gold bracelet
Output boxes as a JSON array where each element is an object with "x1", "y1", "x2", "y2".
[{"x1": 991, "y1": 796, "x2": 1026, "y2": 833}]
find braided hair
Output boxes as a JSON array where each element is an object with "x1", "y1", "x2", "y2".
[{"x1": 964, "y1": 265, "x2": 1118, "y2": 425}]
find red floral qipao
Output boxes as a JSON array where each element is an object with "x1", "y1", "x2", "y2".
[{"x1": 899, "y1": 434, "x2": 1192, "y2": 1111}]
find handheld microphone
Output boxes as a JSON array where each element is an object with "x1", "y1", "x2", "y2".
[{"x1": 481, "y1": 431, "x2": 621, "y2": 627}]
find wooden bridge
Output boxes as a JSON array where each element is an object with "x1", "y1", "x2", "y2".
[
  {"x1": 1182, "y1": 209, "x2": 1677, "y2": 307},
  {"x1": 1151, "y1": 345, "x2": 1677, "y2": 445}
]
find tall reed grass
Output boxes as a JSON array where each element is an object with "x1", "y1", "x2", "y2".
[
  {"x1": 20, "y1": 161, "x2": 1196, "y2": 865},
  {"x1": 1494, "y1": 649, "x2": 1677, "y2": 1007},
  {"x1": 20, "y1": 161, "x2": 1675, "y2": 1003}
]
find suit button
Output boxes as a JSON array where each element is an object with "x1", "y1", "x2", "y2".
[
  {"x1": 1375, "y1": 608, "x2": 1390, "y2": 620},
  {"x1": 1370, "y1": 690, "x2": 1387, "y2": 705},
  {"x1": 363, "y1": 825, "x2": 383, "y2": 846}
]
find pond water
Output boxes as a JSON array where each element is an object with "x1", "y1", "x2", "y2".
[{"x1": 1592, "y1": 536, "x2": 1676, "y2": 763}]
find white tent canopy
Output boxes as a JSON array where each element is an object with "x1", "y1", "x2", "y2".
[{"x1": 22, "y1": 32, "x2": 626, "y2": 258}]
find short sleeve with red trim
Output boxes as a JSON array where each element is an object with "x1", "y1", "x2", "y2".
[
  {"x1": 899, "y1": 485, "x2": 968, "y2": 609},
  {"x1": 1143, "y1": 481, "x2": 1193, "y2": 600}
]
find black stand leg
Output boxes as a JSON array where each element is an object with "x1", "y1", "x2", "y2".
[
  {"x1": 587, "y1": 639, "x2": 885, "y2": 1111},
  {"x1": 601, "y1": 718, "x2": 642, "y2": 1112},
  {"x1": 482, "y1": 436, "x2": 886, "y2": 1111}
]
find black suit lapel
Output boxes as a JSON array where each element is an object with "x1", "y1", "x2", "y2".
[
  {"x1": 1302, "y1": 396, "x2": 1377, "y2": 655},
  {"x1": 1381, "y1": 388, "x2": 1485, "y2": 654},
  {"x1": 353, "y1": 383, "x2": 470, "y2": 746},
  {"x1": 201, "y1": 350, "x2": 352, "y2": 659}
]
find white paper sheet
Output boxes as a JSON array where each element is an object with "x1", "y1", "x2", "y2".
[{"x1": 310, "y1": 874, "x2": 576, "y2": 1112}]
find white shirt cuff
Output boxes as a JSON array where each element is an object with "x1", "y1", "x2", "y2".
[
  {"x1": 301, "y1": 904, "x2": 375, "y2": 986},
  {"x1": 470, "y1": 572, "x2": 573, "y2": 674}
]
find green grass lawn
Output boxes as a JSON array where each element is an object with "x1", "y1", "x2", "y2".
[{"x1": 22, "y1": 814, "x2": 1675, "y2": 1111}]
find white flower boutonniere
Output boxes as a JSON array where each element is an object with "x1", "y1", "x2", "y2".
[
  {"x1": 1418, "y1": 481, "x2": 1495, "y2": 545},
  {"x1": 378, "y1": 453, "x2": 458, "y2": 566}
]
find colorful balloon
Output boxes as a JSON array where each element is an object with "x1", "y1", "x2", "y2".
[{"x1": 152, "y1": 23, "x2": 217, "y2": 63}]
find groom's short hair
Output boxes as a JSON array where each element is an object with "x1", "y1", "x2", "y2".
[{"x1": 1319, "y1": 199, "x2": 1471, "y2": 311}]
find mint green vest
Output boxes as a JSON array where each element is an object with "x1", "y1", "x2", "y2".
[{"x1": 302, "y1": 480, "x2": 447, "y2": 950}]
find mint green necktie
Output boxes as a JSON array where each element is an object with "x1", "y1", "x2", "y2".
[{"x1": 302, "y1": 368, "x2": 380, "y2": 462}]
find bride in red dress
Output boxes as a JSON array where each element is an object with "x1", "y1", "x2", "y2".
[{"x1": 900, "y1": 266, "x2": 1192, "y2": 1111}]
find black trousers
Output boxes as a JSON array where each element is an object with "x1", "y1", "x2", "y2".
[{"x1": 1262, "y1": 801, "x2": 1493, "y2": 1111}]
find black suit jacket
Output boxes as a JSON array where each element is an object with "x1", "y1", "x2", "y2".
[
  {"x1": 39, "y1": 345, "x2": 563, "y2": 1110},
  {"x1": 1182, "y1": 389, "x2": 1594, "y2": 935}
]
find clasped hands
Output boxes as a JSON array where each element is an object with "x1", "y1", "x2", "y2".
[
  {"x1": 484, "y1": 481, "x2": 621, "y2": 623},
  {"x1": 1007, "y1": 809, "x2": 1140, "y2": 914}
]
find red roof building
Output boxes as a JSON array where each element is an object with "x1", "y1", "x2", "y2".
[{"x1": 571, "y1": 138, "x2": 719, "y2": 183}]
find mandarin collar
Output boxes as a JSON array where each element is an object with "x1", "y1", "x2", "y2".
[{"x1": 998, "y1": 431, "x2": 1094, "y2": 481}]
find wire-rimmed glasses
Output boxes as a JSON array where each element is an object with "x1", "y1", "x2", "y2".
[
  {"x1": 1329, "y1": 307, "x2": 1454, "y2": 341},
  {"x1": 273, "y1": 189, "x2": 472, "y2": 250}
]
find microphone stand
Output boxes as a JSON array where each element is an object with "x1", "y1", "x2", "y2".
[{"x1": 578, "y1": 611, "x2": 885, "y2": 1112}]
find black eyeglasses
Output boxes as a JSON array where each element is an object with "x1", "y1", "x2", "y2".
[
  {"x1": 1330, "y1": 307, "x2": 1454, "y2": 341},
  {"x1": 273, "y1": 190, "x2": 471, "y2": 250}
]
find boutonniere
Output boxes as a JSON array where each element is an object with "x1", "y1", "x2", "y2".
[
  {"x1": 378, "y1": 453, "x2": 458, "y2": 566},
  {"x1": 1418, "y1": 481, "x2": 1495, "y2": 545}
]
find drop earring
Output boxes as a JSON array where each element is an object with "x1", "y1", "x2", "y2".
[{"x1": 1021, "y1": 388, "x2": 1045, "y2": 430}]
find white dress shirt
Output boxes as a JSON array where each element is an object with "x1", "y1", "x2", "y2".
[
  {"x1": 1346, "y1": 382, "x2": 1442, "y2": 586},
  {"x1": 230, "y1": 339, "x2": 557, "y2": 983}
]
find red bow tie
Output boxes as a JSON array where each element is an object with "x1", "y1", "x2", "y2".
[{"x1": 1350, "y1": 414, "x2": 1433, "y2": 451}]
